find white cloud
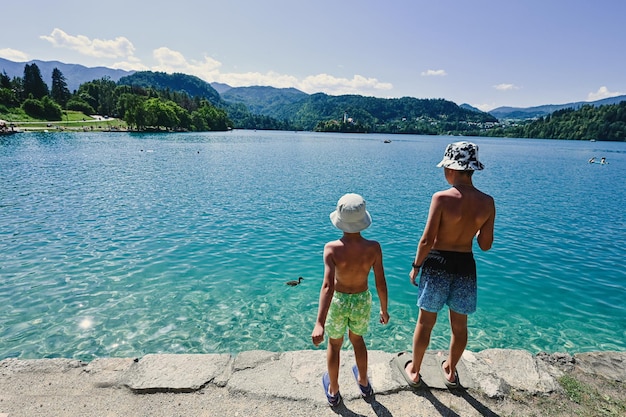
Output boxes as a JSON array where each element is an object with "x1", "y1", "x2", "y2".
[
  {"x1": 40, "y1": 28, "x2": 135, "y2": 59},
  {"x1": 151, "y1": 47, "x2": 222, "y2": 75},
  {"x1": 147, "y1": 47, "x2": 392, "y2": 96},
  {"x1": 212, "y1": 70, "x2": 392, "y2": 96},
  {"x1": 217, "y1": 71, "x2": 299, "y2": 89},
  {"x1": 32, "y1": 29, "x2": 394, "y2": 97},
  {"x1": 494, "y1": 83, "x2": 520, "y2": 91},
  {"x1": 153, "y1": 47, "x2": 195, "y2": 70},
  {"x1": 587, "y1": 86, "x2": 623, "y2": 101},
  {"x1": 421, "y1": 69, "x2": 447, "y2": 77},
  {"x1": 298, "y1": 74, "x2": 393, "y2": 95},
  {"x1": 0, "y1": 48, "x2": 29, "y2": 62},
  {"x1": 110, "y1": 60, "x2": 150, "y2": 72}
]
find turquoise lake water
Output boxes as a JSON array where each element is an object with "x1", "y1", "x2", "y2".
[{"x1": 1, "y1": 130, "x2": 625, "y2": 361}]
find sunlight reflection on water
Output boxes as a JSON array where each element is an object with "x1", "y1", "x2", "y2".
[{"x1": 1, "y1": 131, "x2": 625, "y2": 360}]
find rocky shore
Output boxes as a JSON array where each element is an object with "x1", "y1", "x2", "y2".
[{"x1": 1, "y1": 349, "x2": 624, "y2": 417}]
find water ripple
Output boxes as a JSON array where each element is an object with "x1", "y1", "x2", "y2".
[{"x1": 1, "y1": 132, "x2": 625, "y2": 359}]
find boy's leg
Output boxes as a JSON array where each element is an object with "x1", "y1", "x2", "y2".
[
  {"x1": 407, "y1": 309, "x2": 437, "y2": 381},
  {"x1": 444, "y1": 309, "x2": 467, "y2": 381},
  {"x1": 326, "y1": 337, "x2": 343, "y2": 395},
  {"x1": 348, "y1": 330, "x2": 368, "y2": 386}
]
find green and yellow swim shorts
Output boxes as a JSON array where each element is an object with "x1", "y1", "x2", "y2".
[{"x1": 325, "y1": 290, "x2": 372, "y2": 339}]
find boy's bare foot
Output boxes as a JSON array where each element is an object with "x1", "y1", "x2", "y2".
[
  {"x1": 441, "y1": 360, "x2": 459, "y2": 388},
  {"x1": 405, "y1": 362, "x2": 421, "y2": 384},
  {"x1": 393, "y1": 352, "x2": 422, "y2": 388}
]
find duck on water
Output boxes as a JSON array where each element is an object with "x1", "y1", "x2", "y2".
[{"x1": 286, "y1": 277, "x2": 304, "y2": 286}]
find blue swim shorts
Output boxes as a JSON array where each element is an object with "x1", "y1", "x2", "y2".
[
  {"x1": 417, "y1": 250, "x2": 477, "y2": 315},
  {"x1": 325, "y1": 290, "x2": 372, "y2": 339}
]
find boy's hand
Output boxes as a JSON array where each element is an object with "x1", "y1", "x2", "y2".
[
  {"x1": 311, "y1": 323, "x2": 325, "y2": 346},
  {"x1": 409, "y1": 267, "x2": 420, "y2": 286},
  {"x1": 379, "y1": 310, "x2": 389, "y2": 324}
]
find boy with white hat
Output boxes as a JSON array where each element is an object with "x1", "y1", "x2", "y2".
[
  {"x1": 312, "y1": 193, "x2": 389, "y2": 406},
  {"x1": 395, "y1": 141, "x2": 495, "y2": 389}
]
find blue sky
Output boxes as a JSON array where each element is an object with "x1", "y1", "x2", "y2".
[{"x1": 1, "y1": 0, "x2": 624, "y2": 111}]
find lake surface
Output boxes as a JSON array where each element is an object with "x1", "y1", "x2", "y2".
[{"x1": 1, "y1": 130, "x2": 625, "y2": 361}]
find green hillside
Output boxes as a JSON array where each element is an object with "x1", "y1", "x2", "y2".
[
  {"x1": 487, "y1": 101, "x2": 626, "y2": 141},
  {"x1": 3, "y1": 58, "x2": 623, "y2": 140},
  {"x1": 118, "y1": 71, "x2": 221, "y2": 105},
  {"x1": 221, "y1": 87, "x2": 497, "y2": 134},
  {"x1": 489, "y1": 95, "x2": 626, "y2": 120},
  {"x1": 221, "y1": 86, "x2": 308, "y2": 115},
  {"x1": 287, "y1": 93, "x2": 497, "y2": 133}
]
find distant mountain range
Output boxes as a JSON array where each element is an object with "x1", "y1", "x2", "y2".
[
  {"x1": 0, "y1": 58, "x2": 134, "y2": 92},
  {"x1": 488, "y1": 96, "x2": 626, "y2": 120},
  {"x1": 2, "y1": 58, "x2": 625, "y2": 121}
]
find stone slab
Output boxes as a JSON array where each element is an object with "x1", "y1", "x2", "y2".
[
  {"x1": 122, "y1": 353, "x2": 231, "y2": 393},
  {"x1": 85, "y1": 357, "x2": 136, "y2": 388},
  {"x1": 574, "y1": 351, "x2": 626, "y2": 382},
  {"x1": 388, "y1": 350, "x2": 477, "y2": 390},
  {"x1": 463, "y1": 349, "x2": 561, "y2": 397},
  {"x1": 0, "y1": 348, "x2": 578, "y2": 404}
]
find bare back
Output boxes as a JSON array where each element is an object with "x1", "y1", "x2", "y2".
[
  {"x1": 426, "y1": 184, "x2": 495, "y2": 253},
  {"x1": 324, "y1": 234, "x2": 382, "y2": 293}
]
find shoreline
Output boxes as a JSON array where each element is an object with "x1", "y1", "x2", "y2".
[{"x1": 1, "y1": 348, "x2": 624, "y2": 416}]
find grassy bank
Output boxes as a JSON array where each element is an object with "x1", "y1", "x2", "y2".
[
  {"x1": 1, "y1": 109, "x2": 128, "y2": 132},
  {"x1": 513, "y1": 371, "x2": 626, "y2": 417}
]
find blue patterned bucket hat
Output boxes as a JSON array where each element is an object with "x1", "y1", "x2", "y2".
[{"x1": 436, "y1": 141, "x2": 484, "y2": 171}]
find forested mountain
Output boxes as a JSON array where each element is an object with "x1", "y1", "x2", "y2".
[
  {"x1": 284, "y1": 93, "x2": 497, "y2": 133},
  {"x1": 217, "y1": 84, "x2": 497, "y2": 133},
  {"x1": 486, "y1": 101, "x2": 626, "y2": 141},
  {"x1": 118, "y1": 71, "x2": 221, "y2": 105},
  {"x1": 460, "y1": 103, "x2": 484, "y2": 113},
  {"x1": 0, "y1": 58, "x2": 133, "y2": 92},
  {"x1": 489, "y1": 95, "x2": 626, "y2": 120},
  {"x1": 221, "y1": 86, "x2": 308, "y2": 116},
  {"x1": 1, "y1": 64, "x2": 232, "y2": 131},
  {"x1": 2, "y1": 58, "x2": 624, "y2": 140},
  {"x1": 210, "y1": 82, "x2": 233, "y2": 94},
  {"x1": 112, "y1": 73, "x2": 295, "y2": 130}
]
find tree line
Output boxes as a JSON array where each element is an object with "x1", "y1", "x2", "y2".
[
  {"x1": 2, "y1": 62, "x2": 624, "y2": 140},
  {"x1": 234, "y1": 91, "x2": 499, "y2": 134},
  {"x1": 0, "y1": 64, "x2": 232, "y2": 131},
  {"x1": 486, "y1": 102, "x2": 626, "y2": 141}
]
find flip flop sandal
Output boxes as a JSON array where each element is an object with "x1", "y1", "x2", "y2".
[
  {"x1": 352, "y1": 364, "x2": 374, "y2": 398},
  {"x1": 440, "y1": 360, "x2": 460, "y2": 389},
  {"x1": 322, "y1": 372, "x2": 342, "y2": 407},
  {"x1": 393, "y1": 351, "x2": 422, "y2": 388}
]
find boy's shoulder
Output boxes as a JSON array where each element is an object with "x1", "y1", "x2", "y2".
[
  {"x1": 324, "y1": 239, "x2": 343, "y2": 250},
  {"x1": 351, "y1": 236, "x2": 382, "y2": 251}
]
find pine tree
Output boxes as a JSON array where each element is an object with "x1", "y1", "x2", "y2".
[
  {"x1": 51, "y1": 68, "x2": 71, "y2": 107},
  {"x1": 22, "y1": 63, "x2": 49, "y2": 99}
]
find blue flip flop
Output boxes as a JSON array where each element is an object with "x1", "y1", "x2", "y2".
[
  {"x1": 352, "y1": 364, "x2": 374, "y2": 398},
  {"x1": 322, "y1": 372, "x2": 342, "y2": 407}
]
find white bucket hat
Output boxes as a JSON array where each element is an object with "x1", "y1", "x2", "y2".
[
  {"x1": 329, "y1": 193, "x2": 372, "y2": 233},
  {"x1": 436, "y1": 141, "x2": 484, "y2": 171}
]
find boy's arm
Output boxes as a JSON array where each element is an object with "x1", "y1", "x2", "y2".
[
  {"x1": 410, "y1": 193, "x2": 443, "y2": 285},
  {"x1": 373, "y1": 242, "x2": 389, "y2": 324},
  {"x1": 311, "y1": 244, "x2": 335, "y2": 346},
  {"x1": 477, "y1": 197, "x2": 495, "y2": 251}
]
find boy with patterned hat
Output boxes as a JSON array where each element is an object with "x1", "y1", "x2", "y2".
[
  {"x1": 312, "y1": 193, "x2": 389, "y2": 406},
  {"x1": 395, "y1": 141, "x2": 495, "y2": 389}
]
